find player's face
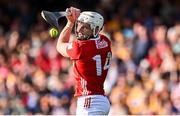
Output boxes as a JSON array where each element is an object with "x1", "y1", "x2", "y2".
[{"x1": 76, "y1": 21, "x2": 93, "y2": 40}]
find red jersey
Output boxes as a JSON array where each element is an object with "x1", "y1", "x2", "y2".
[{"x1": 66, "y1": 34, "x2": 111, "y2": 97}]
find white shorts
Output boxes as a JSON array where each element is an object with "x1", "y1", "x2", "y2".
[{"x1": 76, "y1": 95, "x2": 110, "y2": 115}]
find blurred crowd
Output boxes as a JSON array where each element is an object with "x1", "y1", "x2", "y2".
[{"x1": 0, "y1": 0, "x2": 179, "y2": 115}]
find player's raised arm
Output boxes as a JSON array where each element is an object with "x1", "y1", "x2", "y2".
[{"x1": 56, "y1": 7, "x2": 80, "y2": 57}]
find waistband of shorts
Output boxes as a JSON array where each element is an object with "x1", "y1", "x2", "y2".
[{"x1": 78, "y1": 95, "x2": 107, "y2": 99}]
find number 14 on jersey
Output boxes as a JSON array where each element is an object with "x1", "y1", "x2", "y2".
[{"x1": 92, "y1": 52, "x2": 111, "y2": 76}]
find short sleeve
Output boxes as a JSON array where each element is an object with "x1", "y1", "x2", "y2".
[{"x1": 66, "y1": 41, "x2": 82, "y2": 60}]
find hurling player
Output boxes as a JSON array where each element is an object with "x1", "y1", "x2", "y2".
[{"x1": 56, "y1": 7, "x2": 111, "y2": 115}]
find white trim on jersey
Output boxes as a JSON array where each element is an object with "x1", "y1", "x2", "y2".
[{"x1": 81, "y1": 78, "x2": 88, "y2": 96}]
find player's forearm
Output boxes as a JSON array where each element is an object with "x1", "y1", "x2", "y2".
[
  {"x1": 57, "y1": 22, "x2": 74, "y2": 43},
  {"x1": 56, "y1": 22, "x2": 74, "y2": 57}
]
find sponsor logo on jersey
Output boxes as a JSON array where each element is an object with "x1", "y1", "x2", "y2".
[{"x1": 95, "y1": 39, "x2": 108, "y2": 49}]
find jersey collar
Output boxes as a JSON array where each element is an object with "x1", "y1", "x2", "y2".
[{"x1": 89, "y1": 35, "x2": 100, "y2": 40}]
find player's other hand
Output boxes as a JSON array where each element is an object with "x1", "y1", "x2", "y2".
[{"x1": 66, "y1": 7, "x2": 80, "y2": 24}]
